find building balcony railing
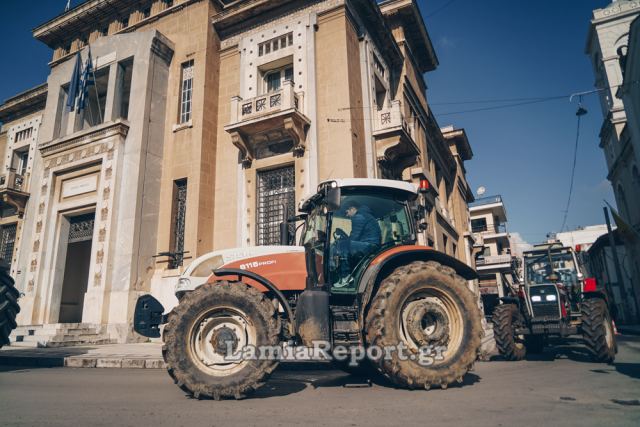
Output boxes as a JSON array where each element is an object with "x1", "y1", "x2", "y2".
[
  {"x1": 372, "y1": 100, "x2": 420, "y2": 180},
  {"x1": 0, "y1": 170, "x2": 30, "y2": 217},
  {"x1": 476, "y1": 254, "x2": 513, "y2": 266},
  {"x1": 225, "y1": 80, "x2": 310, "y2": 168},
  {"x1": 374, "y1": 100, "x2": 413, "y2": 137},
  {"x1": 469, "y1": 195, "x2": 503, "y2": 208},
  {"x1": 230, "y1": 82, "x2": 303, "y2": 124},
  {"x1": 0, "y1": 171, "x2": 27, "y2": 192},
  {"x1": 472, "y1": 223, "x2": 507, "y2": 234}
]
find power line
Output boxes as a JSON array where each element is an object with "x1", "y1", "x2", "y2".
[
  {"x1": 559, "y1": 97, "x2": 586, "y2": 232},
  {"x1": 436, "y1": 96, "x2": 567, "y2": 116},
  {"x1": 425, "y1": 0, "x2": 459, "y2": 19}
]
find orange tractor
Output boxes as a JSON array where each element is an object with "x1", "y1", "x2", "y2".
[{"x1": 134, "y1": 178, "x2": 482, "y2": 399}]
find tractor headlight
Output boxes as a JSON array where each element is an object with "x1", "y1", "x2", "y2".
[
  {"x1": 531, "y1": 295, "x2": 542, "y2": 302},
  {"x1": 545, "y1": 294, "x2": 557, "y2": 302}
]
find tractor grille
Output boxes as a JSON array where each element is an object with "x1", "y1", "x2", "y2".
[{"x1": 531, "y1": 303, "x2": 560, "y2": 319}]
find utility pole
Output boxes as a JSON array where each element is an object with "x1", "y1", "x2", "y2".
[{"x1": 604, "y1": 206, "x2": 640, "y2": 323}]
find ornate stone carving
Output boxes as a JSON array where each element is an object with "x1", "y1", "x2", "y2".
[
  {"x1": 30, "y1": 258, "x2": 37, "y2": 272},
  {"x1": 101, "y1": 206, "x2": 108, "y2": 221},
  {"x1": 33, "y1": 240, "x2": 40, "y2": 252}
]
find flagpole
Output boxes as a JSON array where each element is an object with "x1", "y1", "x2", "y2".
[{"x1": 88, "y1": 48, "x2": 103, "y2": 122}]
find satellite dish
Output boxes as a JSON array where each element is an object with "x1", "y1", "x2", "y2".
[{"x1": 477, "y1": 186, "x2": 486, "y2": 196}]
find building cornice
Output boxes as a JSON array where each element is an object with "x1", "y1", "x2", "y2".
[
  {"x1": 586, "y1": 1, "x2": 640, "y2": 54},
  {"x1": 0, "y1": 83, "x2": 48, "y2": 123},
  {"x1": 39, "y1": 119, "x2": 130, "y2": 157},
  {"x1": 378, "y1": 0, "x2": 438, "y2": 72}
]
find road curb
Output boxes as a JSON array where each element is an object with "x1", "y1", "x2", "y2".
[{"x1": 0, "y1": 353, "x2": 333, "y2": 370}]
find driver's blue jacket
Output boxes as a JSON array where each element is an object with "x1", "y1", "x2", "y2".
[{"x1": 350, "y1": 206, "x2": 381, "y2": 245}]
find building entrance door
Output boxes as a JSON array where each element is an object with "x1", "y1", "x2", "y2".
[{"x1": 58, "y1": 213, "x2": 95, "y2": 323}]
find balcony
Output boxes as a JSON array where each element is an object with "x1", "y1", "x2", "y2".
[
  {"x1": 476, "y1": 254, "x2": 512, "y2": 266},
  {"x1": 224, "y1": 80, "x2": 310, "y2": 168},
  {"x1": 472, "y1": 223, "x2": 507, "y2": 234},
  {"x1": 0, "y1": 170, "x2": 30, "y2": 217},
  {"x1": 373, "y1": 100, "x2": 420, "y2": 179},
  {"x1": 469, "y1": 195, "x2": 503, "y2": 208}
]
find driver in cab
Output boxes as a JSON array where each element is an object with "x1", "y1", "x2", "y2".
[{"x1": 333, "y1": 200, "x2": 382, "y2": 287}]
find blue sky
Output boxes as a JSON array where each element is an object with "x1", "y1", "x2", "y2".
[{"x1": 0, "y1": 0, "x2": 616, "y2": 246}]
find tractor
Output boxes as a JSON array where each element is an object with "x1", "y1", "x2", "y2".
[
  {"x1": 492, "y1": 242, "x2": 617, "y2": 362},
  {"x1": 134, "y1": 178, "x2": 482, "y2": 399}
]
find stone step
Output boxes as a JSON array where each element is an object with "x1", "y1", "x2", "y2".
[{"x1": 45, "y1": 338, "x2": 117, "y2": 348}]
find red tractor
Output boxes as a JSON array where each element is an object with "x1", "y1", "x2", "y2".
[
  {"x1": 135, "y1": 178, "x2": 482, "y2": 399},
  {"x1": 492, "y1": 243, "x2": 616, "y2": 362}
]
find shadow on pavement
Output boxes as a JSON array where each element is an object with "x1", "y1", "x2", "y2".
[
  {"x1": 0, "y1": 346, "x2": 96, "y2": 372},
  {"x1": 614, "y1": 363, "x2": 640, "y2": 380}
]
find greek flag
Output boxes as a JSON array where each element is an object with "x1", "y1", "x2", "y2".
[
  {"x1": 77, "y1": 49, "x2": 95, "y2": 113},
  {"x1": 66, "y1": 52, "x2": 82, "y2": 112}
]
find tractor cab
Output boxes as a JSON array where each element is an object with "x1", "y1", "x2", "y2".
[
  {"x1": 522, "y1": 243, "x2": 582, "y2": 325},
  {"x1": 294, "y1": 178, "x2": 419, "y2": 292}
]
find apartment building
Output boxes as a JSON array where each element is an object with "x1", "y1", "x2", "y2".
[
  {"x1": 469, "y1": 195, "x2": 517, "y2": 315},
  {"x1": 0, "y1": 0, "x2": 476, "y2": 343}
]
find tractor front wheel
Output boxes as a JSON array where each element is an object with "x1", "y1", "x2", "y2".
[
  {"x1": 162, "y1": 281, "x2": 281, "y2": 400},
  {"x1": 492, "y1": 304, "x2": 526, "y2": 361},
  {"x1": 581, "y1": 298, "x2": 616, "y2": 363},
  {"x1": 365, "y1": 261, "x2": 482, "y2": 390}
]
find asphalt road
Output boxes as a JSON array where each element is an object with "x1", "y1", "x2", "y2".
[{"x1": 1, "y1": 336, "x2": 639, "y2": 427}]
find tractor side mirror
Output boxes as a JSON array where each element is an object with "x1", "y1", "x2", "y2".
[{"x1": 326, "y1": 186, "x2": 341, "y2": 212}]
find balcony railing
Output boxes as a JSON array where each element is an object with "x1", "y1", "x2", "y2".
[
  {"x1": 469, "y1": 195, "x2": 503, "y2": 208},
  {"x1": 374, "y1": 100, "x2": 413, "y2": 137},
  {"x1": 476, "y1": 254, "x2": 513, "y2": 266},
  {"x1": 472, "y1": 223, "x2": 507, "y2": 234},
  {"x1": 229, "y1": 80, "x2": 303, "y2": 124},
  {"x1": 0, "y1": 171, "x2": 27, "y2": 192}
]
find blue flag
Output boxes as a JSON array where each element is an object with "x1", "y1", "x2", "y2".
[
  {"x1": 66, "y1": 52, "x2": 82, "y2": 112},
  {"x1": 77, "y1": 48, "x2": 95, "y2": 112}
]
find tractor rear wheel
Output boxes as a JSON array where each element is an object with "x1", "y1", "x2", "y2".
[
  {"x1": 0, "y1": 261, "x2": 20, "y2": 348},
  {"x1": 162, "y1": 281, "x2": 281, "y2": 400},
  {"x1": 365, "y1": 261, "x2": 482, "y2": 390},
  {"x1": 492, "y1": 304, "x2": 526, "y2": 361},
  {"x1": 581, "y1": 298, "x2": 616, "y2": 363}
]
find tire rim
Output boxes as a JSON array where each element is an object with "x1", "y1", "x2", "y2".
[
  {"x1": 604, "y1": 315, "x2": 614, "y2": 351},
  {"x1": 399, "y1": 287, "x2": 464, "y2": 365},
  {"x1": 188, "y1": 306, "x2": 256, "y2": 377}
]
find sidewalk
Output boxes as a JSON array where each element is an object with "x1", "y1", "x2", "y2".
[{"x1": 0, "y1": 342, "x2": 165, "y2": 369}]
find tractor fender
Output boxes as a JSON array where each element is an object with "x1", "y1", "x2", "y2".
[
  {"x1": 358, "y1": 245, "x2": 478, "y2": 319},
  {"x1": 213, "y1": 268, "x2": 296, "y2": 337}
]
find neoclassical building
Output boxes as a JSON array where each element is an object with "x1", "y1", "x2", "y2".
[
  {"x1": 586, "y1": 0, "x2": 640, "y2": 321},
  {"x1": 0, "y1": 0, "x2": 476, "y2": 344}
]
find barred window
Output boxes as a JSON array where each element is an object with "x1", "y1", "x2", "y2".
[
  {"x1": 0, "y1": 224, "x2": 17, "y2": 269},
  {"x1": 258, "y1": 32, "x2": 294, "y2": 57},
  {"x1": 179, "y1": 60, "x2": 194, "y2": 124},
  {"x1": 257, "y1": 166, "x2": 295, "y2": 246},
  {"x1": 169, "y1": 179, "x2": 187, "y2": 269}
]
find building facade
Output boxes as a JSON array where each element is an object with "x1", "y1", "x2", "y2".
[
  {"x1": 0, "y1": 0, "x2": 476, "y2": 344},
  {"x1": 586, "y1": 0, "x2": 640, "y2": 320},
  {"x1": 469, "y1": 195, "x2": 518, "y2": 316}
]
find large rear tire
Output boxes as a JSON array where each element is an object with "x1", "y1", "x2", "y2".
[
  {"x1": 0, "y1": 261, "x2": 20, "y2": 348},
  {"x1": 162, "y1": 281, "x2": 281, "y2": 400},
  {"x1": 492, "y1": 304, "x2": 526, "y2": 361},
  {"x1": 365, "y1": 261, "x2": 482, "y2": 390},
  {"x1": 581, "y1": 298, "x2": 616, "y2": 363}
]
